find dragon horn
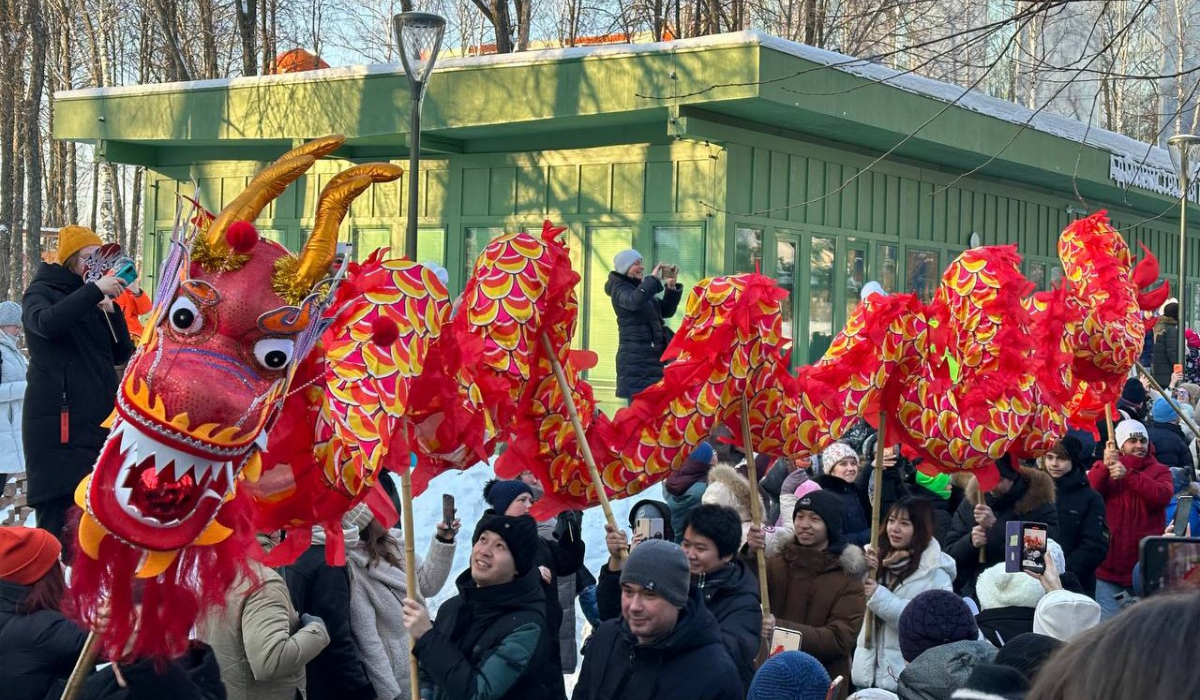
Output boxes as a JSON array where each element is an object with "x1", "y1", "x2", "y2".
[
  {"x1": 202, "y1": 136, "x2": 345, "y2": 257},
  {"x1": 293, "y1": 163, "x2": 404, "y2": 287}
]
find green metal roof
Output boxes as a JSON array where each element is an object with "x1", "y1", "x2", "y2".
[{"x1": 54, "y1": 30, "x2": 1181, "y2": 217}]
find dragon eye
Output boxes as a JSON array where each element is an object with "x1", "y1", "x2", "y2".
[
  {"x1": 253, "y1": 338, "x2": 295, "y2": 371},
  {"x1": 168, "y1": 297, "x2": 203, "y2": 335}
]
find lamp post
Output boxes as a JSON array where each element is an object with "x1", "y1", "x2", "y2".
[
  {"x1": 393, "y1": 12, "x2": 446, "y2": 261},
  {"x1": 1169, "y1": 134, "x2": 1200, "y2": 373}
]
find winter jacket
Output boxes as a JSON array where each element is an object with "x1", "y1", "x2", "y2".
[
  {"x1": 895, "y1": 640, "x2": 997, "y2": 700},
  {"x1": 1152, "y1": 316, "x2": 1179, "y2": 388},
  {"x1": 22, "y1": 262, "x2": 134, "y2": 506},
  {"x1": 851, "y1": 540, "x2": 956, "y2": 691},
  {"x1": 604, "y1": 272, "x2": 681, "y2": 399},
  {"x1": 345, "y1": 534, "x2": 455, "y2": 700},
  {"x1": 281, "y1": 544, "x2": 375, "y2": 700},
  {"x1": 762, "y1": 537, "x2": 868, "y2": 699},
  {"x1": 1050, "y1": 463, "x2": 1109, "y2": 596},
  {"x1": 817, "y1": 473, "x2": 874, "y2": 547},
  {"x1": 0, "y1": 331, "x2": 28, "y2": 474},
  {"x1": 701, "y1": 465, "x2": 753, "y2": 542},
  {"x1": 197, "y1": 559, "x2": 329, "y2": 700},
  {"x1": 946, "y1": 467, "x2": 1058, "y2": 595},
  {"x1": 413, "y1": 568, "x2": 558, "y2": 700},
  {"x1": 540, "y1": 513, "x2": 584, "y2": 674},
  {"x1": 0, "y1": 579, "x2": 90, "y2": 700},
  {"x1": 572, "y1": 588, "x2": 743, "y2": 700},
  {"x1": 114, "y1": 287, "x2": 152, "y2": 341},
  {"x1": 666, "y1": 483, "x2": 706, "y2": 544},
  {"x1": 594, "y1": 558, "x2": 762, "y2": 692},
  {"x1": 1150, "y1": 421, "x2": 1194, "y2": 473},
  {"x1": 1088, "y1": 452, "x2": 1174, "y2": 587},
  {"x1": 759, "y1": 459, "x2": 791, "y2": 526},
  {"x1": 81, "y1": 643, "x2": 225, "y2": 700},
  {"x1": 974, "y1": 606, "x2": 1035, "y2": 648}
]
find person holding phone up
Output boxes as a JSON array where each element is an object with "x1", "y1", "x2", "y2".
[
  {"x1": 605, "y1": 249, "x2": 682, "y2": 403},
  {"x1": 1087, "y1": 419, "x2": 1174, "y2": 620},
  {"x1": 21, "y1": 225, "x2": 134, "y2": 545},
  {"x1": 112, "y1": 269, "x2": 151, "y2": 345}
]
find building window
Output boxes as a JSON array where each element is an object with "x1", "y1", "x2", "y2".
[
  {"x1": 653, "y1": 225, "x2": 705, "y2": 330},
  {"x1": 584, "y1": 226, "x2": 635, "y2": 413},
  {"x1": 1049, "y1": 264, "x2": 1063, "y2": 289},
  {"x1": 846, "y1": 246, "x2": 866, "y2": 321},
  {"x1": 1027, "y1": 261, "x2": 1047, "y2": 291},
  {"x1": 259, "y1": 229, "x2": 285, "y2": 245},
  {"x1": 734, "y1": 226, "x2": 763, "y2": 273},
  {"x1": 416, "y1": 227, "x2": 447, "y2": 268},
  {"x1": 906, "y1": 248, "x2": 938, "y2": 303},
  {"x1": 353, "y1": 228, "x2": 392, "y2": 262},
  {"x1": 464, "y1": 227, "x2": 505, "y2": 280},
  {"x1": 877, "y1": 243, "x2": 898, "y2": 293},
  {"x1": 776, "y1": 239, "x2": 797, "y2": 342},
  {"x1": 809, "y1": 236, "x2": 835, "y2": 364}
]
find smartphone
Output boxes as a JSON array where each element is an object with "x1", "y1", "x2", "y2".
[
  {"x1": 114, "y1": 260, "x2": 137, "y2": 286},
  {"x1": 1174, "y1": 363, "x2": 1184, "y2": 375},
  {"x1": 1174, "y1": 496, "x2": 1194, "y2": 537},
  {"x1": 442, "y1": 494, "x2": 456, "y2": 527},
  {"x1": 635, "y1": 517, "x2": 665, "y2": 541},
  {"x1": 1140, "y1": 536, "x2": 1200, "y2": 596},
  {"x1": 1005, "y1": 521, "x2": 1048, "y2": 574},
  {"x1": 769, "y1": 626, "x2": 803, "y2": 657}
]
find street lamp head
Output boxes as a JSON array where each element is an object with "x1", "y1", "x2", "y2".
[
  {"x1": 393, "y1": 12, "x2": 446, "y2": 89},
  {"x1": 1167, "y1": 133, "x2": 1200, "y2": 178}
]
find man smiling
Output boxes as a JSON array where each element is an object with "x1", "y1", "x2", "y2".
[{"x1": 573, "y1": 539, "x2": 742, "y2": 700}]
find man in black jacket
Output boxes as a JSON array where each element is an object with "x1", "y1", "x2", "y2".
[
  {"x1": 22, "y1": 225, "x2": 133, "y2": 544},
  {"x1": 1042, "y1": 436, "x2": 1108, "y2": 597},
  {"x1": 404, "y1": 514, "x2": 558, "y2": 700},
  {"x1": 574, "y1": 539, "x2": 742, "y2": 700},
  {"x1": 596, "y1": 504, "x2": 761, "y2": 692},
  {"x1": 605, "y1": 249, "x2": 681, "y2": 402},
  {"x1": 282, "y1": 526, "x2": 375, "y2": 700},
  {"x1": 946, "y1": 456, "x2": 1059, "y2": 597}
]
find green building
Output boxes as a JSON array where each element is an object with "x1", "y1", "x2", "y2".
[{"x1": 54, "y1": 31, "x2": 1200, "y2": 414}]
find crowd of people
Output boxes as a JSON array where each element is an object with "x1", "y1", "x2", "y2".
[{"x1": 1, "y1": 238, "x2": 1199, "y2": 700}]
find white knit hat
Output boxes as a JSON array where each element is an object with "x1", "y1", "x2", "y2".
[
  {"x1": 0, "y1": 301, "x2": 20, "y2": 327},
  {"x1": 820, "y1": 441, "x2": 858, "y2": 474},
  {"x1": 860, "y1": 281, "x2": 885, "y2": 301},
  {"x1": 613, "y1": 249, "x2": 643, "y2": 275},
  {"x1": 1115, "y1": 419, "x2": 1148, "y2": 448},
  {"x1": 976, "y1": 563, "x2": 1047, "y2": 610},
  {"x1": 1032, "y1": 589, "x2": 1102, "y2": 641}
]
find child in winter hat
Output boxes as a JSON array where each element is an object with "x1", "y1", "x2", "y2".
[
  {"x1": 619, "y1": 539, "x2": 691, "y2": 608},
  {"x1": 898, "y1": 590, "x2": 980, "y2": 663},
  {"x1": 748, "y1": 651, "x2": 831, "y2": 700}
]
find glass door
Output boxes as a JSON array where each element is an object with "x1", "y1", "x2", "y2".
[{"x1": 771, "y1": 231, "x2": 801, "y2": 366}]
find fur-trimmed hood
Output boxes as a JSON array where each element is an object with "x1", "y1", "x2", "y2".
[
  {"x1": 965, "y1": 466, "x2": 1056, "y2": 515},
  {"x1": 769, "y1": 536, "x2": 868, "y2": 578},
  {"x1": 702, "y1": 464, "x2": 753, "y2": 521}
]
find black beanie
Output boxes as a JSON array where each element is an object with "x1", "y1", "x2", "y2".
[
  {"x1": 1121, "y1": 377, "x2": 1148, "y2": 406},
  {"x1": 994, "y1": 632, "x2": 1062, "y2": 683},
  {"x1": 952, "y1": 664, "x2": 1030, "y2": 700},
  {"x1": 792, "y1": 489, "x2": 844, "y2": 545},
  {"x1": 995, "y1": 454, "x2": 1021, "y2": 482},
  {"x1": 473, "y1": 514, "x2": 540, "y2": 577}
]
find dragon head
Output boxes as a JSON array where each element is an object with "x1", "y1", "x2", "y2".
[{"x1": 81, "y1": 136, "x2": 403, "y2": 559}]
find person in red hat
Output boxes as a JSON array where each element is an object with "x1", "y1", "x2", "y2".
[{"x1": 0, "y1": 526, "x2": 96, "y2": 700}]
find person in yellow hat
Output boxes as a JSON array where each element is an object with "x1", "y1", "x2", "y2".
[{"x1": 19, "y1": 225, "x2": 133, "y2": 544}]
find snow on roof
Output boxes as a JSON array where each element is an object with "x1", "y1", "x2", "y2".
[{"x1": 56, "y1": 30, "x2": 1171, "y2": 170}]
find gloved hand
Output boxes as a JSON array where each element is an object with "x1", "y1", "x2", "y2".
[{"x1": 300, "y1": 613, "x2": 325, "y2": 629}]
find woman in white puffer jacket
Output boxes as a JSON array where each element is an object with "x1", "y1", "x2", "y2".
[
  {"x1": 0, "y1": 301, "x2": 27, "y2": 496},
  {"x1": 851, "y1": 496, "x2": 956, "y2": 692}
]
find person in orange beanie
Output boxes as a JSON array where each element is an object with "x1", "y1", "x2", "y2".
[
  {"x1": 22, "y1": 225, "x2": 134, "y2": 544},
  {"x1": 0, "y1": 526, "x2": 96, "y2": 700}
]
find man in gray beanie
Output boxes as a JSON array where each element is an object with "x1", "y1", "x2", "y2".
[
  {"x1": 573, "y1": 539, "x2": 742, "y2": 700},
  {"x1": 605, "y1": 248, "x2": 682, "y2": 403}
]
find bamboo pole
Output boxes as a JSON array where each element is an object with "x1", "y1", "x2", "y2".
[
  {"x1": 1136, "y1": 363, "x2": 1200, "y2": 439},
  {"x1": 60, "y1": 632, "x2": 99, "y2": 700},
  {"x1": 539, "y1": 333, "x2": 617, "y2": 530},
  {"x1": 738, "y1": 397, "x2": 771, "y2": 617},
  {"x1": 400, "y1": 466, "x2": 421, "y2": 700},
  {"x1": 863, "y1": 415, "x2": 886, "y2": 649}
]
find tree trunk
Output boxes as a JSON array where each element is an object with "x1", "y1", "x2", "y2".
[
  {"x1": 24, "y1": 0, "x2": 47, "y2": 289},
  {"x1": 11, "y1": 114, "x2": 26, "y2": 299},
  {"x1": 0, "y1": 0, "x2": 15, "y2": 298},
  {"x1": 197, "y1": 0, "x2": 219, "y2": 79},
  {"x1": 129, "y1": 167, "x2": 143, "y2": 262},
  {"x1": 235, "y1": 0, "x2": 258, "y2": 76}
]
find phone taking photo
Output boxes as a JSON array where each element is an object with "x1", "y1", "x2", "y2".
[
  {"x1": 1174, "y1": 496, "x2": 1194, "y2": 537},
  {"x1": 1005, "y1": 521, "x2": 1048, "y2": 575},
  {"x1": 114, "y1": 260, "x2": 138, "y2": 286},
  {"x1": 635, "y1": 517, "x2": 665, "y2": 541},
  {"x1": 1140, "y1": 536, "x2": 1200, "y2": 596},
  {"x1": 442, "y1": 494, "x2": 456, "y2": 527}
]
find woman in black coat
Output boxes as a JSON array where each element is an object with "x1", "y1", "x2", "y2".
[
  {"x1": 604, "y1": 250, "x2": 681, "y2": 401},
  {"x1": 22, "y1": 227, "x2": 133, "y2": 543},
  {"x1": 1042, "y1": 437, "x2": 1108, "y2": 597},
  {"x1": 0, "y1": 526, "x2": 93, "y2": 700}
]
